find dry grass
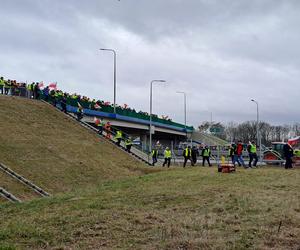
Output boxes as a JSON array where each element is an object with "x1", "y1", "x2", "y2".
[
  {"x1": 0, "y1": 172, "x2": 39, "y2": 201},
  {"x1": 0, "y1": 96, "x2": 299, "y2": 249},
  {"x1": 0, "y1": 167, "x2": 299, "y2": 249},
  {"x1": 0, "y1": 96, "x2": 155, "y2": 197}
]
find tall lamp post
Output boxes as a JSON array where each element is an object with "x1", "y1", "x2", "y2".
[
  {"x1": 149, "y1": 80, "x2": 166, "y2": 154},
  {"x1": 251, "y1": 99, "x2": 260, "y2": 162},
  {"x1": 176, "y1": 91, "x2": 187, "y2": 138},
  {"x1": 99, "y1": 48, "x2": 117, "y2": 114}
]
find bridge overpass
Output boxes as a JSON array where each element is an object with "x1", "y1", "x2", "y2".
[{"x1": 67, "y1": 105, "x2": 193, "y2": 150}]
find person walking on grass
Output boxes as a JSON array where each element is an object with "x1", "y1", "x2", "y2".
[
  {"x1": 191, "y1": 146, "x2": 199, "y2": 165},
  {"x1": 235, "y1": 140, "x2": 246, "y2": 168},
  {"x1": 202, "y1": 145, "x2": 212, "y2": 167},
  {"x1": 283, "y1": 142, "x2": 293, "y2": 169},
  {"x1": 247, "y1": 141, "x2": 258, "y2": 168},
  {"x1": 163, "y1": 147, "x2": 172, "y2": 168},
  {"x1": 151, "y1": 147, "x2": 158, "y2": 166},
  {"x1": 183, "y1": 145, "x2": 194, "y2": 167}
]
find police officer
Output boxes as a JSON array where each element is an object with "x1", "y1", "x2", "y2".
[
  {"x1": 183, "y1": 145, "x2": 194, "y2": 167},
  {"x1": 163, "y1": 147, "x2": 172, "y2": 168},
  {"x1": 202, "y1": 145, "x2": 212, "y2": 167},
  {"x1": 247, "y1": 141, "x2": 258, "y2": 168}
]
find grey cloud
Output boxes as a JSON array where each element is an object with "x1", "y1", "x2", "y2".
[{"x1": 0, "y1": 0, "x2": 300, "y2": 127}]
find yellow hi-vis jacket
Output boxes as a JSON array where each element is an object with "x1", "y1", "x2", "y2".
[{"x1": 164, "y1": 149, "x2": 171, "y2": 158}]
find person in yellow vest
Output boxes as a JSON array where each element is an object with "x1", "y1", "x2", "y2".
[
  {"x1": 183, "y1": 145, "x2": 194, "y2": 167},
  {"x1": 125, "y1": 137, "x2": 132, "y2": 152},
  {"x1": 202, "y1": 145, "x2": 212, "y2": 167},
  {"x1": 247, "y1": 141, "x2": 258, "y2": 168},
  {"x1": 163, "y1": 147, "x2": 172, "y2": 168},
  {"x1": 115, "y1": 130, "x2": 122, "y2": 146},
  {"x1": 4, "y1": 79, "x2": 11, "y2": 95},
  {"x1": 151, "y1": 147, "x2": 158, "y2": 166},
  {"x1": 0, "y1": 77, "x2": 4, "y2": 95}
]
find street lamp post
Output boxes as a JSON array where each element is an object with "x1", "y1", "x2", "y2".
[
  {"x1": 99, "y1": 48, "x2": 117, "y2": 114},
  {"x1": 251, "y1": 99, "x2": 260, "y2": 162},
  {"x1": 176, "y1": 91, "x2": 187, "y2": 138},
  {"x1": 149, "y1": 80, "x2": 166, "y2": 154}
]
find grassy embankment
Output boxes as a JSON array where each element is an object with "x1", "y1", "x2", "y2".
[
  {"x1": 0, "y1": 95, "x2": 155, "y2": 202},
  {"x1": 0, "y1": 96, "x2": 299, "y2": 249},
  {"x1": 1, "y1": 167, "x2": 299, "y2": 249}
]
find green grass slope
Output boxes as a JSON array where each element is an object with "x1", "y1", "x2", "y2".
[
  {"x1": 192, "y1": 131, "x2": 228, "y2": 146},
  {"x1": 0, "y1": 96, "x2": 154, "y2": 197},
  {"x1": 0, "y1": 167, "x2": 299, "y2": 249}
]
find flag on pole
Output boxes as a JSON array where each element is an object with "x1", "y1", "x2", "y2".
[
  {"x1": 48, "y1": 82, "x2": 57, "y2": 90},
  {"x1": 77, "y1": 102, "x2": 83, "y2": 108},
  {"x1": 94, "y1": 103, "x2": 101, "y2": 109},
  {"x1": 38, "y1": 81, "x2": 44, "y2": 89}
]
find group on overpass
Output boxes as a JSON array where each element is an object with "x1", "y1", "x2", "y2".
[{"x1": 0, "y1": 76, "x2": 194, "y2": 131}]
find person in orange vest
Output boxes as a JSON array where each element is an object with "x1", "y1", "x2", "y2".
[
  {"x1": 104, "y1": 122, "x2": 111, "y2": 139},
  {"x1": 95, "y1": 118, "x2": 104, "y2": 135}
]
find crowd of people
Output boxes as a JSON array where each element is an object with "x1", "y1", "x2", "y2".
[
  {"x1": 1, "y1": 76, "x2": 296, "y2": 170},
  {"x1": 150, "y1": 140, "x2": 296, "y2": 169},
  {"x1": 0, "y1": 76, "x2": 175, "y2": 122}
]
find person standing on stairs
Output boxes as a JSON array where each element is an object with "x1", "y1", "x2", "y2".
[
  {"x1": 104, "y1": 122, "x2": 111, "y2": 139},
  {"x1": 115, "y1": 130, "x2": 122, "y2": 146},
  {"x1": 151, "y1": 147, "x2": 158, "y2": 166},
  {"x1": 125, "y1": 137, "x2": 132, "y2": 152}
]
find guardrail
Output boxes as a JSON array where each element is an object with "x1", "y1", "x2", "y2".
[
  {"x1": 0, "y1": 187, "x2": 21, "y2": 203},
  {"x1": 0, "y1": 163, "x2": 50, "y2": 197}
]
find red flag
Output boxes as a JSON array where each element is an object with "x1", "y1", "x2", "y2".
[
  {"x1": 94, "y1": 103, "x2": 101, "y2": 109},
  {"x1": 38, "y1": 82, "x2": 44, "y2": 89},
  {"x1": 48, "y1": 82, "x2": 57, "y2": 90}
]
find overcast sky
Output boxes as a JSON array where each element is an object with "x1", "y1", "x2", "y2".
[{"x1": 1, "y1": 0, "x2": 299, "y2": 126}]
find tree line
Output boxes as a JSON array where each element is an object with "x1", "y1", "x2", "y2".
[{"x1": 198, "y1": 121, "x2": 300, "y2": 146}]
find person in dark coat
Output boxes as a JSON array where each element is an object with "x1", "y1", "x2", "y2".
[
  {"x1": 283, "y1": 143, "x2": 294, "y2": 169},
  {"x1": 191, "y1": 146, "x2": 199, "y2": 165},
  {"x1": 61, "y1": 94, "x2": 67, "y2": 113}
]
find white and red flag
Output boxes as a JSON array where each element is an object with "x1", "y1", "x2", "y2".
[
  {"x1": 48, "y1": 82, "x2": 57, "y2": 90},
  {"x1": 38, "y1": 81, "x2": 44, "y2": 89}
]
